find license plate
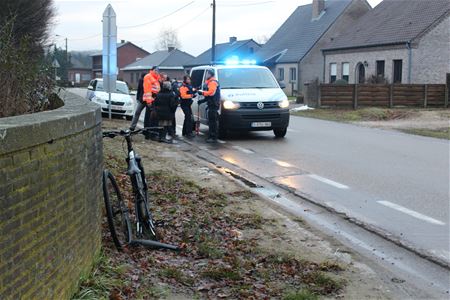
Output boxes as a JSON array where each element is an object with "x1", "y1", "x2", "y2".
[
  {"x1": 251, "y1": 122, "x2": 271, "y2": 128},
  {"x1": 111, "y1": 105, "x2": 123, "y2": 110}
]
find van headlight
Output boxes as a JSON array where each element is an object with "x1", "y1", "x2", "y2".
[
  {"x1": 223, "y1": 100, "x2": 240, "y2": 110},
  {"x1": 278, "y1": 99, "x2": 290, "y2": 108}
]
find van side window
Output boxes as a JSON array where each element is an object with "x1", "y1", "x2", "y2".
[{"x1": 191, "y1": 69, "x2": 205, "y2": 88}]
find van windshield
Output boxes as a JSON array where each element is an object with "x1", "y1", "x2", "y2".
[
  {"x1": 218, "y1": 68, "x2": 279, "y2": 89},
  {"x1": 96, "y1": 81, "x2": 130, "y2": 95}
]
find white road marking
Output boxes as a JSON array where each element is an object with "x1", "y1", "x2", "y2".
[
  {"x1": 217, "y1": 139, "x2": 226, "y2": 144},
  {"x1": 177, "y1": 125, "x2": 183, "y2": 129},
  {"x1": 232, "y1": 146, "x2": 254, "y2": 154},
  {"x1": 377, "y1": 200, "x2": 445, "y2": 226},
  {"x1": 267, "y1": 158, "x2": 295, "y2": 168},
  {"x1": 308, "y1": 174, "x2": 350, "y2": 189},
  {"x1": 287, "y1": 128, "x2": 298, "y2": 133}
]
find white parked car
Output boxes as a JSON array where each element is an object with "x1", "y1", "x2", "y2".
[{"x1": 86, "y1": 79, "x2": 136, "y2": 120}]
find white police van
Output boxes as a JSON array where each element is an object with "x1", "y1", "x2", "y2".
[{"x1": 191, "y1": 63, "x2": 290, "y2": 138}]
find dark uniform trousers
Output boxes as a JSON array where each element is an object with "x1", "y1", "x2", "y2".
[{"x1": 207, "y1": 103, "x2": 219, "y2": 139}]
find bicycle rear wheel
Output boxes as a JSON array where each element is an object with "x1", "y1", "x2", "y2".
[{"x1": 103, "y1": 170, "x2": 132, "y2": 250}]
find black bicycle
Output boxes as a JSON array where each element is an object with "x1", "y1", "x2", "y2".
[{"x1": 102, "y1": 128, "x2": 178, "y2": 251}]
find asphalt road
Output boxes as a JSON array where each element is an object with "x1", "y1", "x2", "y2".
[
  {"x1": 69, "y1": 87, "x2": 449, "y2": 266},
  {"x1": 176, "y1": 110, "x2": 450, "y2": 267}
]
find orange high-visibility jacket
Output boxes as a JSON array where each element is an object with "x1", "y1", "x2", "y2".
[
  {"x1": 202, "y1": 77, "x2": 218, "y2": 97},
  {"x1": 143, "y1": 71, "x2": 161, "y2": 104},
  {"x1": 179, "y1": 84, "x2": 193, "y2": 100}
]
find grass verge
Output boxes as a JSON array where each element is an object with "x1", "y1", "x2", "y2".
[
  {"x1": 400, "y1": 127, "x2": 449, "y2": 140},
  {"x1": 291, "y1": 107, "x2": 417, "y2": 122}
]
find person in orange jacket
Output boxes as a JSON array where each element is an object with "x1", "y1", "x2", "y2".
[
  {"x1": 143, "y1": 67, "x2": 161, "y2": 139},
  {"x1": 198, "y1": 70, "x2": 220, "y2": 143},
  {"x1": 179, "y1": 75, "x2": 197, "y2": 138}
]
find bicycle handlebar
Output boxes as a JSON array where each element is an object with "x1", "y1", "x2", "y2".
[{"x1": 102, "y1": 127, "x2": 162, "y2": 138}]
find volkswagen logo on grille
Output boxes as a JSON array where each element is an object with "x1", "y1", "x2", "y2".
[{"x1": 257, "y1": 102, "x2": 265, "y2": 110}]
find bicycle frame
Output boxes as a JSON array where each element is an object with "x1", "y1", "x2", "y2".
[{"x1": 102, "y1": 128, "x2": 179, "y2": 251}]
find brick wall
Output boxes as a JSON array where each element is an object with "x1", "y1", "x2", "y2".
[
  {"x1": 411, "y1": 14, "x2": 450, "y2": 84},
  {"x1": 323, "y1": 14, "x2": 450, "y2": 85},
  {"x1": 0, "y1": 91, "x2": 103, "y2": 299}
]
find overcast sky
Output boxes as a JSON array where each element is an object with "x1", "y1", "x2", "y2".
[{"x1": 52, "y1": 0, "x2": 382, "y2": 56}]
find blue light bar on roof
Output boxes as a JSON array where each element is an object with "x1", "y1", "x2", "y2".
[{"x1": 224, "y1": 56, "x2": 257, "y2": 65}]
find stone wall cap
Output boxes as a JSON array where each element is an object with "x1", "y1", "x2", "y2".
[{"x1": 0, "y1": 90, "x2": 102, "y2": 155}]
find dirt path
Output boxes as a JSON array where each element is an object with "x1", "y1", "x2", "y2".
[{"x1": 74, "y1": 119, "x2": 419, "y2": 299}]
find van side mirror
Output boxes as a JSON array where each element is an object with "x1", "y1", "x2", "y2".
[
  {"x1": 278, "y1": 81, "x2": 286, "y2": 89},
  {"x1": 88, "y1": 85, "x2": 94, "y2": 91}
]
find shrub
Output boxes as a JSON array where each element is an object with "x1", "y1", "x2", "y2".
[
  {"x1": 366, "y1": 74, "x2": 389, "y2": 84},
  {"x1": 334, "y1": 79, "x2": 348, "y2": 85},
  {"x1": 0, "y1": 0, "x2": 55, "y2": 117}
]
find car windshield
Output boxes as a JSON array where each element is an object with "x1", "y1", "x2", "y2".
[
  {"x1": 218, "y1": 68, "x2": 279, "y2": 89},
  {"x1": 96, "y1": 81, "x2": 129, "y2": 95}
]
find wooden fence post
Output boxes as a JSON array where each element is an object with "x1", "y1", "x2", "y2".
[
  {"x1": 318, "y1": 84, "x2": 322, "y2": 108},
  {"x1": 353, "y1": 84, "x2": 358, "y2": 109},
  {"x1": 424, "y1": 84, "x2": 428, "y2": 108},
  {"x1": 389, "y1": 84, "x2": 394, "y2": 108},
  {"x1": 445, "y1": 85, "x2": 449, "y2": 108}
]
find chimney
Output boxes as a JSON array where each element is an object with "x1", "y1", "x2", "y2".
[
  {"x1": 229, "y1": 36, "x2": 237, "y2": 43},
  {"x1": 168, "y1": 46, "x2": 175, "y2": 52},
  {"x1": 121, "y1": 39, "x2": 126, "y2": 44},
  {"x1": 312, "y1": 0, "x2": 325, "y2": 19}
]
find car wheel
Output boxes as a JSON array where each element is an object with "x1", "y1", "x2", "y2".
[{"x1": 274, "y1": 128, "x2": 287, "y2": 138}]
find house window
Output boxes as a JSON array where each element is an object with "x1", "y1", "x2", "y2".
[
  {"x1": 376, "y1": 60, "x2": 385, "y2": 78},
  {"x1": 330, "y1": 63, "x2": 337, "y2": 83},
  {"x1": 277, "y1": 68, "x2": 284, "y2": 81},
  {"x1": 289, "y1": 67, "x2": 297, "y2": 82},
  {"x1": 342, "y1": 63, "x2": 349, "y2": 82},
  {"x1": 393, "y1": 60, "x2": 402, "y2": 83}
]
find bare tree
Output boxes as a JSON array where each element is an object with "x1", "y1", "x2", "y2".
[
  {"x1": 154, "y1": 27, "x2": 181, "y2": 51},
  {"x1": 256, "y1": 35, "x2": 270, "y2": 45}
]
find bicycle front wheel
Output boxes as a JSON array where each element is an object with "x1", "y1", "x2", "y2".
[{"x1": 103, "y1": 170, "x2": 132, "y2": 251}]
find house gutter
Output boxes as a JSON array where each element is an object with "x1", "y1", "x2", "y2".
[{"x1": 406, "y1": 41, "x2": 412, "y2": 84}]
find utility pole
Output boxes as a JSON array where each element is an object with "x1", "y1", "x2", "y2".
[
  {"x1": 65, "y1": 37, "x2": 68, "y2": 64},
  {"x1": 211, "y1": 0, "x2": 216, "y2": 65}
]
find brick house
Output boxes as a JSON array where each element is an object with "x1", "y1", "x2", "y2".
[
  {"x1": 68, "y1": 56, "x2": 92, "y2": 86},
  {"x1": 91, "y1": 40, "x2": 150, "y2": 80},
  {"x1": 255, "y1": 0, "x2": 371, "y2": 96},
  {"x1": 121, "y1": 47, "x2": 194, "y2": 89},
  {"x1": 184, "y1": 37, "x2": 261, "y2": 69},
  {"x1": 322, "y1": 0, "x2": 450, "y2": 84}
]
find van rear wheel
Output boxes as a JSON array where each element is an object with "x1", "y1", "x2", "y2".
[{"x1": 274, "y1": 128, "x2": 287, "y2": 138}]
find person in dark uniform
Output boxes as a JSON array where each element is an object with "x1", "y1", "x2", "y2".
[
  {"x1": 179, "y1": 75, "x2": 197, "y2": 138},
  {"x1": 198, "y1": 69, "x2": 220, "y2": 143},
  {"x1": 129, "y1": 73, "x2": 146, "y2": 131}
]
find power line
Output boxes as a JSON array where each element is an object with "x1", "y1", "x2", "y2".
[
  {"x1": 219, "y1": 0, "x2": 274, "y2": 7},
  {"x1": 67, "y1": 1, "x2": 196, "y2": 41},
  {"x1": 119, "y1": 1, "x2": 195, "y2": 29},
  {"x1": 134, "y1": 6, "x2": 210, "y2": 44}
]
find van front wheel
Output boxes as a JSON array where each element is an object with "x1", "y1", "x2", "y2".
[{"x1": 274, "y1": 128, "x2": 287, "y2": 138}]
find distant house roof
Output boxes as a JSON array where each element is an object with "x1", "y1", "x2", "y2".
[
  {"x1": 90, "y1": 41, "x2": 149, "y2": 57},
  {"x1": 121, "y1": 49, "x2": 195, "y2": 71},
  {"x1": 255, "y1": 0, "x2": 353, "y2": 64},
  {"x1": 70, "y1": 56, "x2": 91, "y2": 69},
  {"x1": 324, "y1": 0, "x2": 450, "y2": 51},
  {"x1": 184, "y1": 39, "x2": 261, "y2": 67}
]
